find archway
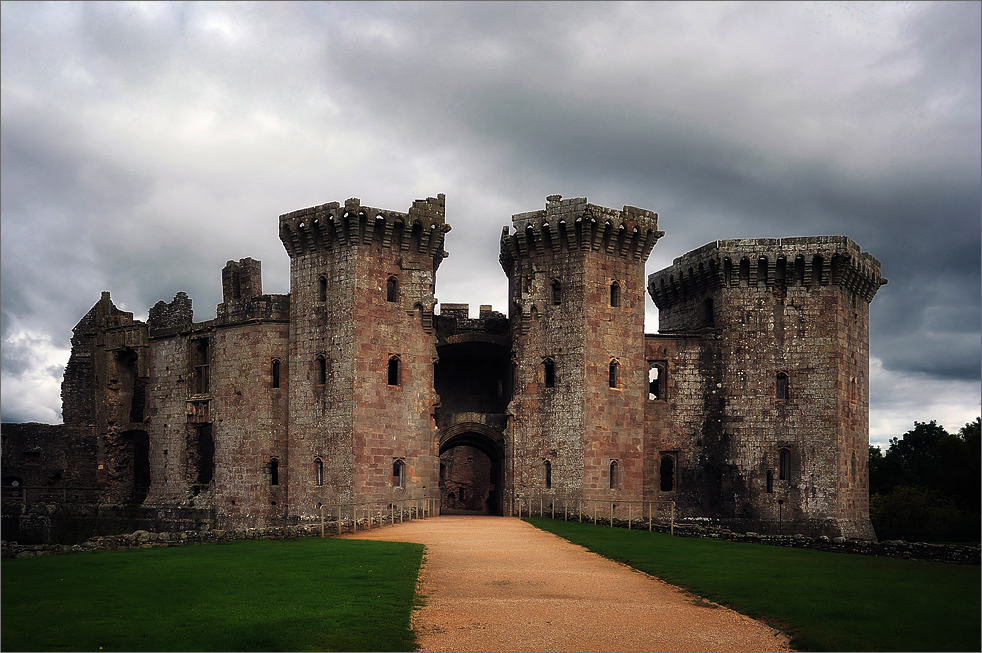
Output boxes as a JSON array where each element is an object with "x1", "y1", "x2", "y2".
[{"x1": 438, "y1": 423, "x2": 505, "y2": 516}]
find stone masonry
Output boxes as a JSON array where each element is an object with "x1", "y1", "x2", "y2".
[{"x1": 1, "y1": 194, "x2": 887, "y2": 539}]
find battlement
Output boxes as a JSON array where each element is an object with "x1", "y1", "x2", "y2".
[
  {"x1": 278, "y1": 194, "x2": 451, "y2": 261},
  {"x1": 499, "y1": 195, "x2": 664, "y2": 270},
  {"x1": 648, "y1": 236, "x2": 887, "y2": 309}
]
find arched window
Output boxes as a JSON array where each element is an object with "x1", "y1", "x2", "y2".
[
  {"x1": 269, "y1": 458, "x2": 279, "y2": 486},
  {"x1": 544, "y1": 460, "x2": 552, "y2": 489},
  {"x1": 776, "y1": 372, "x2": 789, "y2": 400},
  {"x1": 315, "y1": 457, "x2": 323, "y2": 486},
  {"x1": 551, "y1": 280, "x2": 562, "y2": 306},
  {"x1": 387, "y1": 276, "x2": 399, "y2": 302},
  {"x1": 609, "y1": 460, "x2": 618, "y2": 490},
  {"x1": 610, "y1": 282, "x2": 621, "y2": 308},
  {"x1": 543, "y1": 358, "x2": 556, "y2": 388},
  {"x1": 388, "y1": 356, "x2": 401, "y2": 386},
  {"x1": 271, "y1": 359, "x2": 281, "y2": 389},
  {"x1": 316, "y1": 356, "x2": 327, "y2": 385},
  {"x1": 608, "y1": 360, "x2": 619, "y2": 388},
  {"x1": 648, "y1": 362, "x2": 665, "y2": 400},
  {"x1": 660, "y1": 454, "x2": 675, "y2": 492},
  {"x1": 779, "y1": 448, "x2": 791, "y2": 481},
  {"x1": 393, "y1": 459, "x2": 405, "y2": 488},
  {"x1": 318, "y1": 276, "x2": 328, "y2": 302}
]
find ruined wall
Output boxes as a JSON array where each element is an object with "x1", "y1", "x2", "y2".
[
  {"x1": 502, "y1": 196, "x2": 663, "y2": 506},
  {"x1": 1, "y1": 423, "x2": 97, "y2": 490},
  {"x1": 649, "y1": 237, "x2": 885, "y2": 538}
]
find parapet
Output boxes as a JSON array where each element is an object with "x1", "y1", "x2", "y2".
[
  {"x1": 648, "y1": 236, "x2": 887, "y2": 309},
  {"x1": 222, "y1": 258, "x2": 263, "y2": 303},
  {"x1": 148, "y1": 292, "x2": 194, "y2": 332},
  {"x1": 278, "y1": 195, "x2": 451, "y2": 263},
  {"x1": 499, "y1": 195, "x2": 664, "y2": 271}
]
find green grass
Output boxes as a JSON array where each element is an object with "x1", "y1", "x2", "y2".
[
  {"x1": 526, "y1": 517, "x2": 981, "y2": 652},
  {"x1": 1, "y1": 537, "x2": 424, "y2": 652}
]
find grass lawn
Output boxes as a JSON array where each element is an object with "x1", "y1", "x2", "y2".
[
  {"x1": 526, "y1": 517, "x2": 981, "y2": 652},
  {"x1": 1, "y1": 537, "x2": 424, "y2": 652}
]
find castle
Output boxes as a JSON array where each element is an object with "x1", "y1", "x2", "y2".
[{"x1": 1, "y1": 194, "x2": 887, "y2": 540}]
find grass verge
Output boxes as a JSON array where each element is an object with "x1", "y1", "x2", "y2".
[
  {"x1": 526, "y1": 517, "x2": 980, "y2": 652},
  {"x1": 1, "y1": 537, "x2": 424, "y2": 652}
]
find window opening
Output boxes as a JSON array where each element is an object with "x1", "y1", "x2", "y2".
[
  {"x1": 543, "y1": 358, "x2": 555, "y2": 388},
  {"x1": 318, "y1": 276, "x2": 327, "y2": 302},
  {"x1": 272, "y1": 359, "x2": 281, "y2": 389},
  {"x1": 269, "y1": 458, "x2": 279, "y2": 486},
  {"x1": 703, "y1": 297, "x2": 715, "y2": 327},
  {"x1": 660, "y1": 454, "x2": 675, "y2": 492},
  {"x1": 609, "y1": 460, "x2": 618, "y2": 490},
  {"x1": 315, "y1": 458, "x2": 323, "y2": 486},
  {"x1": 316, "y1": 356, "x2": 327, "y2": 385},
  {"x1": 779, "y1": 449, "x2": 790, "y2": 481},
  {"x1": 545, "y1": 460, "x2": 552, "y2": 489},
  {"x1": 393, "y1": 460, "x2": 405, "y2": 488},
  {"x1": 23, "y1": 451, "x2": 40, "y2": 466},
  {"x1": 193, "y1": 340, "x2": 209, "y2": 394},
  {"x1": 766, "y1": 469, "x2": 774, "y2": 493},
  {"x1": 648, "y1": 362, "x2": 665, "y2": 400},
  {"x1": 610, "y1": 282, "x2": 620, "y2": 307},
  {"x1": 776, "y1": 372, "x2": 789, "y2": 400},
  {"x1": 387, "y1": 276, "x2": 398, "y2": 302},
  {"x1": 608, "y1": 360, "x2": 619, "y2": 388},
  {"x1": 388, "y1": 356, "x2": 401, "y2": 386},
  {"x1": 551, "y1": 280, "x2": 562, "y2": 305}
]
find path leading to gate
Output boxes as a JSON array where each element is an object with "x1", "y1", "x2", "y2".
[{"x1": 344, "y1": 515, "x2": 791, "y2": 652}]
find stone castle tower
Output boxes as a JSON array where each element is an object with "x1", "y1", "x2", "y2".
[{"x1": 2, "y1": 193, "x2": 886, "y2": 540}]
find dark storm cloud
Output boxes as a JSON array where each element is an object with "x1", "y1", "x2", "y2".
[{"x1": 1, "y1": 2, "x2": 978, "y2": 432}]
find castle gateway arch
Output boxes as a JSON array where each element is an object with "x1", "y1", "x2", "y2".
[{"x1": 434, "y1": 330, "x2": 510, "y2": 516}]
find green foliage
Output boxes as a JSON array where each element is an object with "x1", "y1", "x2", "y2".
[
  {"x1": 869, "y1": 418, "x2": 981, "y2": 542},
  {"x1": 527, "y1": 517, "x2": 981, "y2": 652},
  {"x1": 1, "y1": 537, "x2": 424, "y2": 652}
]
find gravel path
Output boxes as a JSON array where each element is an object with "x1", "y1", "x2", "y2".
[{"x1": 344, "y1": 515, "x2": 791, "y2": 652}]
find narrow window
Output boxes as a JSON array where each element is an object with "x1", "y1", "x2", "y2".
[
  {"x1": 766, "y1": 469, "x2": 774, "y2": 493},
  {"x1": 609, "y1": 460, "x2": 618, "y2": 490},
  {"x1": 608, "y1": 360, "x2": 619, "y2": 388},
  {"x1": 23, "y1": 451, "x2": 40, "y2": 466},
  {"x1": 660, "y1": 455, "x2": 675, "y2": 492},
  {"x1": 648, "y1": 362, "x2": 665, "y2": 400},
  {"x1": 318, "y1": 276, "x2": 327, "y2": 302},
  {"x1": 776, "y1": 372, "x2": 789, "y2": 400},
  {"x1": 610, "y1": 282, "x2": 620, "y2": 307},
  {"x1": 387, "y1": 276, "x2": 398, "y2": 302},
  {"x1": 779, "y1": 449, "x2": 790, "y2": 481},
  {"x1": 703, "y1": 297, "x2": 715, "y2": 327},
  {"x1": 393, "y1": 460, "x2": 405, "y2": 488},
  {"x1": 269, "y1": 458, "x2": 279, "y2": 486},
  {"x1": 551, "y1": 280, "x2": 562, "y2": 306},
  {"x1": 543, "y1": 358, "x2": 555, "y2": 388},
  {"x1": 316, "y1": 356, "x2": 327, "y2": 385},
  {"x1": 271, "y1": 359, "x2": 281, "y2": 389},
  {"x1": 388, "y1": 356, "x2": 401, "y2": 386},
  {"x1": 193, "y1": 340, "x2": 209, "y2": 394},
  {"x1": 545, "y1": 460, "x2": 552, "y2": 489},
  {"x1": 739, "y1": 258, "x2": 750, "y2": 284},
  {"x1": 315, "y1": 457, "x2": 324, "y2": 486}
]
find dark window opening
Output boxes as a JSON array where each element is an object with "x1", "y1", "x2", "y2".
[
  {"x1": 757, "y1": 257, "x2": 769, "y2": 284},
  {"x1": 660, "y1": 455, "x2": 675, "y2": 492},
  {"x1": 193, "y1": 340, "x2": 209, "y2": 394},
  {"x1": 269, "y1": 458, "x2": 279, "y2": 486},
  {"x1": 388, "y1": 356, "x2": 401, "y2": 386},
  {"x1": 543, "y1": 359, "x2": 555, "y2": 388},
  {"x1": 315, "y1": 458, "x2": 323, "y2": 486},
  {"x1": 703, "y1": 297, "x2": 715, "y2": 327},
  {"x1": 318, "y1": 276, "x2": 327, "y2": 302},
  {"x1": 551, "y1": 280, "x2": 562, "y2": 305},
  {"x1": 739, "y1": 258, "x2": 750, "y2": 284},
  {"x1": 776, "y1": 372, "x2": 789, "y2": 400},
  {"x1": 387, "y1": 276, "x2": 398, "y2": 302},
  {"x1": 610, "y1": 282, "x2": 620, "y2": 307},
  {"x1": 272, "y1": 359, "x2": 281, "y2": 389},
  {"x1": 545, "y1": 460, "x2": 552, "y2": 489},
  {"x1": 609, "y1": 461, "x2": 618, "y2": 490},
  {"x1": 779, "y1": 449, "x2": 790, "y2": 481},
  {"x1": 393, "y1": 460, "x2": 405, "y2": 488},
  {"x1": 608, "y1": 360, "x2": 619, "y2": 388},
  {"x1": 316, "y1": 356, "x2": 327, "y2": 385},
  {"x1": 189, "y1": 424, "x2": 214, "y2": 486},
  {"x1": 648, "y1": 362, "x2": 665, "y2": 400},
  {"x1": 23, "y1": 451, "x2": 40, "y2": 466},
  {"x1": 766, "y1": 469, "x2": 774, "y2": 493}
]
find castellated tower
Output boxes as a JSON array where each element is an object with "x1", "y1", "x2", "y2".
[
  {"x1": 500, "y1": 195, "x2": 663, "y2": 507},
  {"x1": 279, "y1": 195, "x2": 450, "y2": 521},
  {"x1": 648, "y1": 237, "x2": 886, "y2": 538}
]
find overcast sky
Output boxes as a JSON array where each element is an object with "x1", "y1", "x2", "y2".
[{"x1": 2, "y1": 2, "x2": 979, "y2": 447}]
